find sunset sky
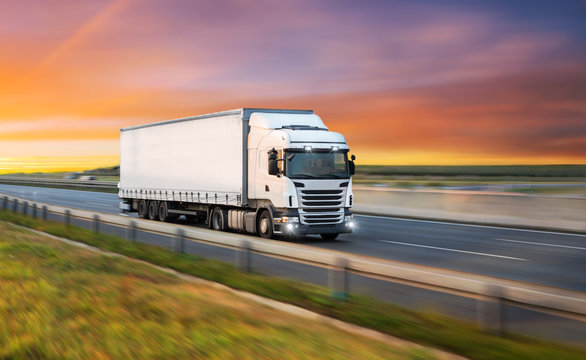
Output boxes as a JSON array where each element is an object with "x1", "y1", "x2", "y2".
[{"x1": 1, "y1": 0, "x2": 585, "y2": 173}]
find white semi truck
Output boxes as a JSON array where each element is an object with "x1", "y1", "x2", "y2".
[{"x1": 118, "y1": 108, "x2": 356, "y2": 239}]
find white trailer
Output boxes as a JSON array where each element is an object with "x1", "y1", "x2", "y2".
[{"x1": 119, "y1": 108, "x2": 356, "y2": 239}]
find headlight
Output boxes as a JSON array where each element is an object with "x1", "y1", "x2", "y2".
[
  {"x1": 281, "y1": 216, "x2": 299, "y2": 223},
  {"x1": 285, "y1": 223, "x2": 295, "y2": 232},
  {"x1": 344, "y1": 215, "x2": 353, "y2": 222}
]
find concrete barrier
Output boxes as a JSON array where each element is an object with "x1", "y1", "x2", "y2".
[{"x1": 353, "y1": 187, "x2": 586, "y2": 232}]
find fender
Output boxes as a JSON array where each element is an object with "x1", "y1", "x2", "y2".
[{"x1": 255, "y1": 203, "x2": 276, "y2": 219}]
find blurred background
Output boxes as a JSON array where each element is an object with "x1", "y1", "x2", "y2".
[{"x1": 1, "y1": 0, "x2": 585, "y2": 174}]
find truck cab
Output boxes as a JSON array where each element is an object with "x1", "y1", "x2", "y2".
[{"x1": 247, "y1": 112, "x2": 355, "y2": 239}]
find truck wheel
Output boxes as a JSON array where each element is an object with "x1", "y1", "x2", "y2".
[
  {"x1": 258, "y1": 211, "x2": 274, "y2": 239},
  {"x1": 211, "y1": 207, "x2": 227, "y2": 231},
  {"x1": 138, "y1": 200, "x2": 149, "y2": 219},
  {"x1": 320, "y1": 233, "x2": 338, "y2": 241},
  {"x1": 148, "y1": 201, "x2": 158, "y2": 220},
  {"x1": 158, "y1": 201, "x2": 169, "y2": 222}
]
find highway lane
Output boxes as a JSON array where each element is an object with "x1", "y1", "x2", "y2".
[{"x1": 1, "y1": 184, "x2": 585, "y2": 292}]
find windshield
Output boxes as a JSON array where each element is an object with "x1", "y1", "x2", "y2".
[{"x1": 285, "y1": 150, "x2": 349, "y2": 179}]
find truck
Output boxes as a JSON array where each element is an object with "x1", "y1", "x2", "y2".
[{"x1": 118, "y1": 108, "x2": 356, "y2": 239}]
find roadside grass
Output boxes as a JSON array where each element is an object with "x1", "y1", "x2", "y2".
[
  {"x1": 1, "y1": 211, "x2": 585, "y2": 360},
  {"x1": 0, "y1": 221, "x2": 417, "y2": 360},
  {"x1": 503, "y1": 186, "x2": 586, "y2": 195},
  {"x1": 356, "y1": 165, "x2": 586, "y2": 177}
]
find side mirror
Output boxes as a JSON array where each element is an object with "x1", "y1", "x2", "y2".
[
  {"x1": 269, "y1": 159, "x2": 279, "y2": 175},
  {"x1": 349, "y1": 154, "x2": 356, "y2": 176}
]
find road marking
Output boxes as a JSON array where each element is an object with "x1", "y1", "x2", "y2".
[
  {"x1": 379, "y1": 240, "x2": 527, "y2": 261},
  {"x1": 357, "y1": 214, "x2": 586, "y2": 238},
  {"x1": 88, "y1": 202, "x2": 113, "y2": 207},
  {"x1": 494, "y1": 238, "x2": 586, "y2": 251}
]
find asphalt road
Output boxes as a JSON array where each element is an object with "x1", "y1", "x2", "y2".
[{"x1": 1, "y1": 184, "x2": 585, "y2": 292}]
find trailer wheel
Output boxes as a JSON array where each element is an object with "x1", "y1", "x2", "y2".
[
  {"x1": 210, "y1": 207, "x2": 227, "y2": 231},
  {"x1": 158, "y1": 201, "x2": 169, "y2": 222},
  {"x1": 138, "y1": 200, "x2": 149, "y2": 219},
  {"x1": 320, "y1": 233, "x2": 338, "y2": 241},
  {"x1": 148, "y1": 201, "x2": 158, "y2": 220},
  {"x1": 258, "y1": 210, "x2": 273, "y2": 239}
]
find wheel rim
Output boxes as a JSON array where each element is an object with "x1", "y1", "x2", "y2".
[
  {"x1": 260, "y1": 217, "x2": 269, "y2": 234},
  {"x1": 158, "y1": 204, "x2": 167, "y2": 221}
]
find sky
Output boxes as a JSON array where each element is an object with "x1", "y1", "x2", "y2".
[{"x1": 1, "y1": 0, "x2": 585, "y2": 173}]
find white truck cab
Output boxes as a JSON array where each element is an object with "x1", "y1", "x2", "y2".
[{"x1": 247, "y1": 112, "x2": 354, "y2": 239}]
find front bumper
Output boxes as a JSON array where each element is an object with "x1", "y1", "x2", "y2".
[{"x1": 275, "y1": 222, "x2": 353, "y2": 235}]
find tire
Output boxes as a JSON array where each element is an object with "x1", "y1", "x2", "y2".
[
  {"x1": 258, "y1": 210, "x2": 274, "y2": 239},
  {"x1": 148, "y1": 201, "x2": 158, "y2": 220},
  {"x1": 210, "y1": 207, "x2": 227, "y2": 231},
  {"x1": 158, "y1": 201, "x2": 169, "y2": 222},
  {"x1": 320, "y1": 233, "x2": 338, "y2": 241},
  {"x1": 138, "y1": 200, "x2": 149, "y2": 219}
]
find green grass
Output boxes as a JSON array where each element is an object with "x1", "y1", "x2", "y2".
[
  {"x1": 0, "y1": 222, "x2": 412, "y2": 360},
  {"x1": 356, "y1": 165, "x2": 586, "y2": 177},
  {"x1": 1, "y1": 211, "x2": 586, "y2": 360}
]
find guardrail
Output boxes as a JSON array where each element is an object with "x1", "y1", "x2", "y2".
[
  {"x1": 2, "y1": 192, "x2": 585, "y2": 336},
  {"x1": 0, "y1": 176, "x2": 117, "y2": 191}
]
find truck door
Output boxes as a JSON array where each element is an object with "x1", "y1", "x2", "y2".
[{"x1": 256, "y1": 146, "x2": 284, "y2": 207}]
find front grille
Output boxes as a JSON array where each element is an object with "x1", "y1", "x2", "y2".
[{"x1": 298, "y1": 188, "x2": 345, "y2": 225}]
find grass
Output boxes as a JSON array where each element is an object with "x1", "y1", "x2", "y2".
[
  {"x1": 356, "y1": 165, "x2": 586, "y2": 177},
  {"x1": 1, "y1": 211, "x2": 586, "y2": 359},
  {"x1": 0, "y1": 221, "x2": 426, "y2": 360}
]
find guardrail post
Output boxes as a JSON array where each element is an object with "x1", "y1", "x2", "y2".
[
  {"x1": 235, "y1": 239, "x2": 251, "y2": 273},
  {"x1": 22, "y1": 201, "x2": 28, "y2": 216},
  {"x1": 92, "y1": 214, "x2": 100, "y2": 234},
  {"x1": 42, "y1": 205, "x2": 48, "y2": 220},
  {"x1": 2, "y1": 196, "x2": 7, "y2": 210},
  {"x1": 173, "y1": 228, "x2": 185, "y2": 253},
  {"x1": 12, "y1": 199, "x2": 18, "y2": 213},
  {"x1": 64, "y1": 209, "x2": 71, "y2": 226},
  {"x1": 329, "y1": 257, "x2": 348, "y2": 300},
  {"x1": 32, "y1": 203, "x2": 37, "y2": 218},
  {"x1": 477, "y1": 284, "x2": 505, "y2": 334},
  {"x1": 126, "y1": 220, "x2": 136, "y2": 242}
]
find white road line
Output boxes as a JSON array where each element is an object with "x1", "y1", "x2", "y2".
[
  {"x1": 494, "y1": 238, "x2": 586, "y2": 251},
  {"x1": 357, "y1": 214, "x2": 586, "y2": 238},
  {"x1": 379, "y1": 240, "x2": 527, "y2": 261},
  {"x1": 88, "y1": 202, "x2": 113, "y2": 207}
]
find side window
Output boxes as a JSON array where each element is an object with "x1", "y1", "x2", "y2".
[{"x1": 264, "y1": 149, "x2": 283, "y2": 174}]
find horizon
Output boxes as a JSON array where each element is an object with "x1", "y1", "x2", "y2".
[{"x1": 1, "y1": 0, "x2": 586, "y2": 172}]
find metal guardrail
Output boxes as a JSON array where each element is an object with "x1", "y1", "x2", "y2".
[
  {"x1": 1, "y1": 193, "x2": 586, "y2": 335},
  {"x1": 0, "y1": 176, "x2": 118, "y2": 190}
]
